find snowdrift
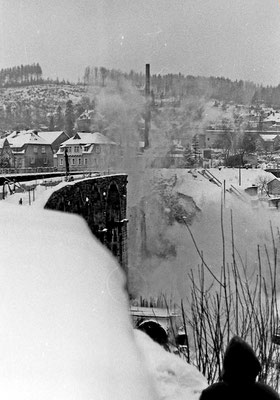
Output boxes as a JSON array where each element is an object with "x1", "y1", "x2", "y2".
[
  {"x1": 0, "y1": 203, "x2": 157, "y2": 400},
  {"x1": 134, "y1": 330, "x2": 207, "y2": 400}
]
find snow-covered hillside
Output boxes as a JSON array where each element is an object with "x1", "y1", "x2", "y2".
[{"x1": 128, "y1": 167, "x2": 280, "y2": 300}]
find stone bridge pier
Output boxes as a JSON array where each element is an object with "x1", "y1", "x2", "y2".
[{"x1": 44, "y1": 174, "x2": 128, "y2": 274}]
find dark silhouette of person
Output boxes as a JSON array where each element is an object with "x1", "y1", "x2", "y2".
[{"x1": 200, "y1": 336, "x2": 279, "y2": 400}]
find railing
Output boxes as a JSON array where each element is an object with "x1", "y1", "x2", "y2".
[{"x1": 0, "y1": 167, "x2": 59, "y2": 175}]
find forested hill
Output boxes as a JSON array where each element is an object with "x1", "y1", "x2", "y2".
[
  {"x1": 0, "y1": 63, "x2": 71, "y2": 88},
  {"x1": 84, "y1": 66, "x2": 280, "y2": 108},
  {"x1": 2, "y1": 63, "x2": 280, "y2": 108}
]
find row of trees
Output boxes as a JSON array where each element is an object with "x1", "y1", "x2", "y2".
[
  {"x1": 0, "y1": 63, "x2": 74, "y2": 88},
  {"x1": 0, "y1": 64, "x2": 43, "y2": 87},
  {"x1": 83, "y1": 66, "x2": 280, "y2": 108}
]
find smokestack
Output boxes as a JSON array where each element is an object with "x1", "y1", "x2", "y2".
[
  {"x1": 144, "y1": 64, "x2": 151, "y2": 148},
  {"x1": 145, "y1": 64, "x2": 150, "y2": 97}
]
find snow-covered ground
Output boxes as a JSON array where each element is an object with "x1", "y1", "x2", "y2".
[
  {"x1": 135, "y1": 330, "x2": 207, "y2": 400},
  {"x1": 128, "y1": 167, "x2": 280, "y2": 299},
  {"x1": 0, "y1": 181, "x2": 208, "y2": 400},
  {"x1": 0, "y1": 203, "x2": 161, "y2": 400}
]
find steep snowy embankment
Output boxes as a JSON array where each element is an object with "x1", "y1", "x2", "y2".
[{"x1": 128, "y1": 167, "x2": 280, "y2": 300}]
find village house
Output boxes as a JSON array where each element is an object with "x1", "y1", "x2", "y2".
[
  {"x1": 267, "y1": 178, "x2": 280, "y2": 196},
  {"x1": 262, "y1": 112, "x2": 280, "y2": 130},
  {"x1": 76, "y1": 110, "x2": 95, "y2": 132},
  {"x1": 258, "y1": 133, "x2": 280, "y2": 152},
  {"x1": 6, "y1": 130, "x2": 54, "y2": 169},
  {"x1": 38, "y1": 131, "x2": 69, "y2": 153},
  {"x1": 56, "y1": 131, "x2": 117, "y2": 171}
]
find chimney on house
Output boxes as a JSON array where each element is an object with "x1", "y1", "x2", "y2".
[{"x1": 144, "y1": 63, "x2": 151, "y2": 149}]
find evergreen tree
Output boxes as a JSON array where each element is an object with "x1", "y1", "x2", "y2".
[
  {"x1": 64, "y1": 100, "x2": 75, "y2": 136},
  {"x1": 49, "y1": 115, "x2": 55, "y2": 131},
  {"x1": 55, "y1": 105, "x2": 64, "y2": 130},
  {"x1": 100, "y1": 67, "x2": 108, "y2": 87}
]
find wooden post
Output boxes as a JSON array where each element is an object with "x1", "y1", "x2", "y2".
[{"x1": 239, "y1": 167, "x2": 241, "y2": 186}]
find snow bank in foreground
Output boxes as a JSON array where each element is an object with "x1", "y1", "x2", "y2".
[
  {"x1": 134, "y1": 330, "x2": 207, "y2": 400},
  {"x1": 0, "y1": 203, "x2": 157, "y2": 400}
]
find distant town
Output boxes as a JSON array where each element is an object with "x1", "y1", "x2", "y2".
[{"x1": 1, "y1": 63, "x2": 280, "y2": 174}]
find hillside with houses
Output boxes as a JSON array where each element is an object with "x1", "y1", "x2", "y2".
[{"x1": 3, "y1": 65, "x2": 280, "y2": 175}]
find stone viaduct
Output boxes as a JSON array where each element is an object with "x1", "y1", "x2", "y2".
[{"x1": 44, "y1": 174, "x2": 128, "y2": 273}]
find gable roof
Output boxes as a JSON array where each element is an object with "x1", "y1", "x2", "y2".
[
  {"x1": 61, "y1": 132, "x2": 116, "y2": 146},
  {"x1": 259, "y1": 134, "x2": 279, "y2": 142},
  {"x1": 7, "y1": 130, "x2": 48, "y2": 147},
  {"x1": 267, "y1": 178, "x2": 280, "y2": 185},
  {"x1": 38, "y1": 131, "x2": 69, "y2": 145},
  {"x1": 0, "y1": 138, "x2": 10, "y2": 149}
]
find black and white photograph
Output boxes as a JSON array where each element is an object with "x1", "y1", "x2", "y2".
[{"x1": 1, "y1": 0, "x2": 280, "y2": 399}]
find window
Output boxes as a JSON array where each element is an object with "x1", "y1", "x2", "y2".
[
  {"x1": 78, "y1": 158, "x2": 81, "y2": 165},
  {"x1": 68, "y1": 147, "x2": 72, "y2": 153},
  {"x1": 60, "y1": 158, "x2": 64, "y2": 165},
  {"x1": 33, "y1": 146, "x2": 38, "y2": 153},
  {"x1": 30, "y1": 157, "x2": 35, "y2": 165},
  {"x1": 74, "y1": 146, "x2": 79, "y2": 153},
  {"x1": 84, "y1": 158, "x2": 88, "y2": 165},
  {"x1": 41, "y1": 146, "x2": 46, "y2": 153},
  {"x1": 72, "y1": 158, "x2": 75, "y2": 165},
  {"x1": 44, "y1": 157, "x2": 48, "y2": 165}
]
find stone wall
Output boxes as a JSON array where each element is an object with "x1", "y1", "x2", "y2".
[{"x1": 44, "y1": 174, "x2": 128, "y2": 274}]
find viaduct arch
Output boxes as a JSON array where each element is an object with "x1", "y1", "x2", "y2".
[{"x1": 44, "y1": 174, "x2": 128, "y2": 273}]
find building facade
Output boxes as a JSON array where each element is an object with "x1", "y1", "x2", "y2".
[
  {"x1": 6, "y1": 130, "x2": 54, "y2": 169},
  {"x1": 56, "y1": 132, "x2": 117, "y2": 172}
]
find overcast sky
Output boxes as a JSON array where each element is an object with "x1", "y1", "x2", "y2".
[{"x1": 1, "y1": 0, "x2": 280, "y2": 85}]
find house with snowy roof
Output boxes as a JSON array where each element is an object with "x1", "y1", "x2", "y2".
[
  {"x1": 6, "y1": 130, "x2": 54, "y2": 169},
  {"x1": 258, "y1": 133, "x2": 280, "y2": 152},
  {"x1": 38, "y1": 131, "x2": 69, "y2": 152},
  {"x1": 76, "y1": 109, "x2": 106, "y2": 132},
  {"x1": 267, "y1": 178, "x2": 280, "y2": 196},
  {"x1": 56, "y1": 131, "x2": 117, "y2": 171},
  {"x1": 76, "y1": 109, "x2": 95, "y2": 131},
  {"x1": 263, "y1": 112, "x2": 280, "y2": 130}
]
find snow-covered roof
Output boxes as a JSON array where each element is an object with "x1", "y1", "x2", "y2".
[
  {"x1": 38, "y1": 131, "x2": 68, "y2": 144},
  {"x1": 259, "y1": 134, "x2": 279, "y2": 142},
  {"x1": 77, "y1": 109, "x2": 95, "y2": 120},
  {"x1": 7, "y1": 130, "x2": 48, "y2": 147},
  {"x1": 0, "y1": 138, "x2": 9, "y2": 148},
  {"x1": 61, "y1": 132, "x2": 116, "y2": 146},
  {"x1": 264, "y1": 113, "x2": 280, "y2": 123}
]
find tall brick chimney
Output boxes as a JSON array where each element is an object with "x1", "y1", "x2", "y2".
[{"x1": 144, "y1": 63, "x2": 151, "y2": 148}]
